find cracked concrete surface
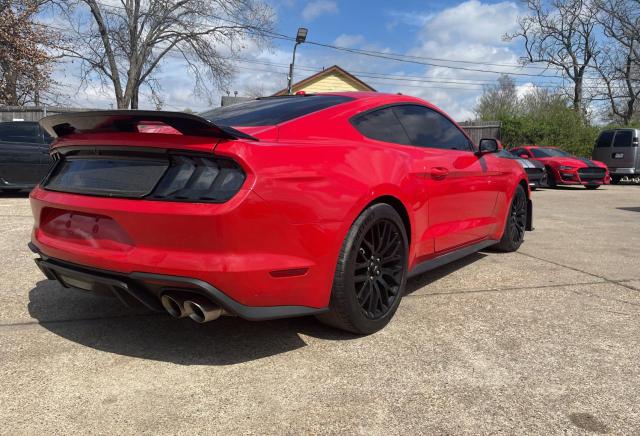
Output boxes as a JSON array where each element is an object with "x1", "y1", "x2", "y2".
[{"x1": 1, "y1": 185, "x2": 639, "y2": 434}]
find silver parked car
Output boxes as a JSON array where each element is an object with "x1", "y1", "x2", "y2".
[{"x1": 592, "y1": 128, "x2": 639, "y2": 184}]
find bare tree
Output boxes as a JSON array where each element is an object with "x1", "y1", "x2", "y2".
[
  {"x1": 592, "y1": 0, "x2": 640, "y2": 125},
  {"x1": 244, "y1": 82, "x2": 266, "y2": 98},
  {"x1": 0, "y1": 0, "x2": 58, "y2": 105},
  {"x1": 58, "y1": 0, "x2": 274, "y2": 109},
  {"x1": 506, "y1": 0, "x2": 599, "y2": 114},
  {"x1": 475, "y1": 74, "x2": 519, "y2": 120}
]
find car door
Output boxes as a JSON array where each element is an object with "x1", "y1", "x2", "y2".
[
  {"x1": 392, "y1": 104, "x2": 499, "y2": 253},
  {"x1": 0, "y1": 122, "x2": 49, "y2": 186},
  {"x1": 351, "y1": 106, "x2": 435, "y2": 259}
]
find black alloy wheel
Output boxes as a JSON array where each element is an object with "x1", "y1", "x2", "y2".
[
  {"x1": 317, "y1": 203, "x2": 408, "y2": 334},
  {"x1": 508, "y1": 186, "x2": 527, "y2": 246},
  {"x1": 353, "y1": 219, "x2": 404, "y2": 320},
  {"x1": 494, "y1": 184, "x2": 527, "y2": 252}
]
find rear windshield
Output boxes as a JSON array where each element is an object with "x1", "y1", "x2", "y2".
[
  {"x1": 200, "y1": 95, "x2": 354, "y2": 127},
  {"x1": 613, "y1": 130, "x2": 633, "y2": 147},
  {"x1": 596, "y1": 131, "x2": 614, "y2": 148}
]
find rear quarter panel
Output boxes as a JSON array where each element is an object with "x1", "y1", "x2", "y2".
[{"x1": 214, "y1": 128, "x2": 429, "y2": 269}]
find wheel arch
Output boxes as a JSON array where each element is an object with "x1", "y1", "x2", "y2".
[{"x1": 364, "y1": 195, "x2": 412, "y2": 243}]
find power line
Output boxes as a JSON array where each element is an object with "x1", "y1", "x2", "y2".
[{"x1": 59, "y1": 0, "x2": 567, "y2": 78}]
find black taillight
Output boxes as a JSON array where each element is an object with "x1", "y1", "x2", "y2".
[{"x1": 148, "y1": 155, "x2": 245, "y2": 202}]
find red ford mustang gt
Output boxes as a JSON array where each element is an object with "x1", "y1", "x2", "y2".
[
  {"x1": 510, "y1": 145, "x2": 610, "y2": 189},
  {"x1": 29, "y1": 92, "x2": 532, "y2": 334}
]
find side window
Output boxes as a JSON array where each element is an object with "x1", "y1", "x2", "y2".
[
  {"x1": 0, "y1": 123, "x2": 41, "y2": 144},
  {"x1": 612, "y1": 130, "x2": 632, "y2": 148},
  {"x1": 352, "y1": 107, "x2": 411, "y2": 145},
  {"x1": 392, "y1": 105, "x2": 472, "y2": 151},
  {"x1": 596, "y1": 131, "x2": 614, "y2": 148},
  {"x1": 530, "y1": 149, "x2": 547, "y2": 158}
]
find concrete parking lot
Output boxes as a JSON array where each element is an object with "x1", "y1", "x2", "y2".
[{"x1": 1, "y1": 185, "x2": 639, "y2": 434}]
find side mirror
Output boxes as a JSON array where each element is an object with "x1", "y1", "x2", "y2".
[
  {"x1": 519, "y1": 154, "x2": 529, "y2": 159},
  {"x1": 478, "y1": 138, "x2": 499, "y2": 154}
]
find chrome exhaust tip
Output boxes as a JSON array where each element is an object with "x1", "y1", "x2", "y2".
[
  {"x1": 160, "y1": 293, "x2": 191, "y2": 318},
  {"x1": 184, "y1": 296, "x2": 222, "y2": 323}
]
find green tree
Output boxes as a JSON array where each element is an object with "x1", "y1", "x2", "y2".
[
  {"x1": 475, "y1": 74, "x2": 519, "y2": 120},
  {"x1": 476, "y1": 77, "x2": 600, "y2": 156}
]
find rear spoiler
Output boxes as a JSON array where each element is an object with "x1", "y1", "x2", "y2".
[{"x1": 39, "y1": 110, "x2": 258, "y2": 141}]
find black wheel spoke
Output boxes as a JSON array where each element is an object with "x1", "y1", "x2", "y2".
[
  {"x1": 509, "y1": 190, "x2": 527, "y2": 244},
  {"x1": 352, "y1": 218, "x2": 406, "y2": 320}
]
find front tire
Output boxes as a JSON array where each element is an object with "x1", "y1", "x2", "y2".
[
  {"x1": 545, "y1": 167, "x2": 557, "y2": 188},
  {"x1": 316, "y1": 203, "x2": 408, "y2": 334},
  {"x1": 493, "y1": 185, "x2": 527, "y2": 252},
  {"x1": 585, "y1": 184, "x2": 600, "y2": 190}
]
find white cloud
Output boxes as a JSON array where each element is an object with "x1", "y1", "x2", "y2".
[
  {"x1": 46, "y1": 0, "x2": 539, "y2": 121},
  {"x1": 302, "y1": 0, "x2": 338, "y2": 21},
  {"x1": 394, "y1": 0, "x2": 525, "y2": 120},
  {"x1": 333, "y1": 34, "x2": 365, "y2": 48}
]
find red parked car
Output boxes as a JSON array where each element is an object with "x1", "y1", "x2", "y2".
[
  {"x1": 510, "y1": 145, "x2": 610, "y2": 189},
  {"x1": 29, "y1": 93, "x2": 532, "y2": 334}
]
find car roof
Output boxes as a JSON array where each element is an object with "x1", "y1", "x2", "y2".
[{"x1": 308, "y1": 91, "x2": 436, "y2": 106}]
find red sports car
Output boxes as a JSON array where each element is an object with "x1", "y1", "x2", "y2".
[
  {"x1": 29, "y1": 92, "x2": 532, "y2": 334},
  {"x1": 510, "y1": 145, "x2": 610, "y2": 189}
]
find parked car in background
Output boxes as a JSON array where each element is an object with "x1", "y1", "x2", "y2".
[
  {"x1": 29, "y1": 92, "x2": 533, "y2": 334},
  {"x1": 496, "y1": 148, "x2": 546, "y2": 190},
  {"x1": 592, "y1": 128, "x2": 639, "y2": 184},
  {"x1": 0, "y1": 121, "x2": 53, "y2": 192},
  {"x1": 511, "y1": 145, "x2": 609, "y2": 189}
]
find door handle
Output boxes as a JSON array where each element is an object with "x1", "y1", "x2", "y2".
[{"x1": 430, "y1": 167, "x2": 449, "y2": 180}]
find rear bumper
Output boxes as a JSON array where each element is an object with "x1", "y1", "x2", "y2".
[
  {"x1": 29, "y1": 186, "x2": 342, "y2": 309},
  {"x1": 609, "y1": 167, "x2": 637, "y2": 175},
  {"x1": 30, "y1": 243, "x2": 328, "y2": 321}
]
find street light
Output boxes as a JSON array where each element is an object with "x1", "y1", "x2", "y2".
[{"x1": 287, "y1": 27, "x2": 308, "y2": 95}]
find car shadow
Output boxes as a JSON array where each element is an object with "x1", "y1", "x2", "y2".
[
  {"x1": 548, "y1": 185, "x2": 606, "y2": 191},
  {"x1": 28, "y1": 252, "x2": 488, "y2": 365},
  {"x1": 404, "y1": 252, "x2": 486, "y2": 295},
  {"x1": 617, "y1": 207, "x2": 640, "y2": 213},
  {"x1": 27, "y1": 280, "x2": 359, "y2": 366}
]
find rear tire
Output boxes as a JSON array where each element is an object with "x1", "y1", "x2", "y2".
[
  {"x1": 493, "y1": 185, "x2": 527, "y2": 252},
  {"x1": 316, "y1": 203, "x2": 408, "y2": 334},
  {"x1": 610, "y1": 176, "x2": 622, "y2": 185}
]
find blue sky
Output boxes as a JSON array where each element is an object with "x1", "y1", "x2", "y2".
[{"x1": 51, "y1": 0, "x2": 566, "y2": 120}]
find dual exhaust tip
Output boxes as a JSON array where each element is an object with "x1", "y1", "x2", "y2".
[{"x1": 161, "y1": 292, "x2": 223, "y2": 323}]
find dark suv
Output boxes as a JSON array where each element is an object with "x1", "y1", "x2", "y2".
[{"x1": 0, "y1": 121, "x2": 53, "y2": 192}]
